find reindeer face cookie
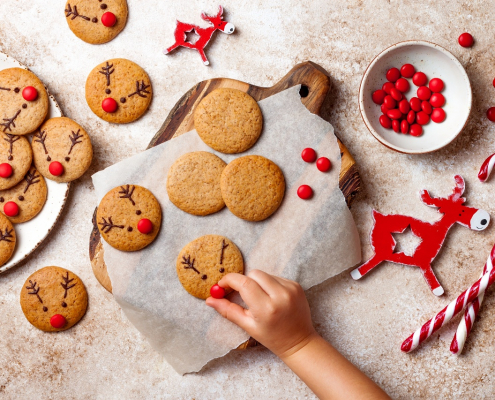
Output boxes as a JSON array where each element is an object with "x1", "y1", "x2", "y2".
[
  {"x1": 85, "y1": 58, "x2": 152, "y2": 124},
  {"x1": 0, "y1": 166, "x2": 47, "y2": 224},
  {"x1": 20, "y1": 266, "x2": 88, "y2": 332},
  {"x1": 0, "y1": 68, "x2": 49, "y2": 136},
  {"x1": 32, "y1": 117, "x2": 93, "y2": 183},
  {"x1": 97, "y1": 185, "x2": 161, "y2": 251},
  {"x1": 65, "y1": 0, "x2": 128, "y2": 45},
  {"x1": 0, "y1": 133, "x2": 32, "y2": 190},
  {"x1": 176, "y1": 235, "x2": 244, "y2": 299},
  {"x1": 0, "y1": 213, "x2": 16, "y2": 266}
]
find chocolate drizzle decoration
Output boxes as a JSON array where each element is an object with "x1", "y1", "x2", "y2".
[
  {"x1": 99, "y1": 217, "x2": 124, "y2": 233},
  {"x1": 60, "y1": 271, "x2": 76, "y2": 298},
  {"x1": 219, "y1": 239, "x2": 229, "y2": 264},
  {"x1": 68, "y1": 129, "x2": 83, "y2": 155},
  {"x1": 23, "y1": 170, "x2": 41, "y2": 194},
  {"x1": 0, "y1": 228, "x2": 14, "y2": 242},
  {"x1": 65, "y1": 4, "x2": 90, "y2": 21},
  {"x1": 119, "y1": 185, "x2": 135, "y2": 205},
  {"x1": 26, "y1": 280, "x2": 43, "y2": 304},
  {"x1": 4, "y1": 133, "x2": 20, "y2": 159},
  {"x1": 181, "y1": 255, "x2": 199, "y2": 274},
  {"x1": 34, "y1": 130, "x2": 49, "y2": 155},
  {"x1": 128, "y1": 81, "x2": 151, "y2": 98},
  {"x1": 99, "y1": 62, "x2": 114, "y2": 86},
  {"x1": 0, "y1": 87, "x2": 11, "y2": 91},
  {"x1": 1, "y1": 110, "x2": 21, "y2": 132}
]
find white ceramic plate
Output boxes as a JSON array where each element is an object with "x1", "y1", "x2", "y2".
[
  {"x1": 0, "y1": 51, "x2": 70, "y2": 273},
  {"x1": 359, "y1": 40, "x2": 472, "y2": 154}
]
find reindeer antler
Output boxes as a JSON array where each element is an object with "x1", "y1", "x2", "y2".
[
  {"x1": 0, "y1": 228, "x2": 14, "y2": 242},
  {"x1": 26, "y1": 280, "x2": 43, "y2": 304},
  {"x1": 449, "y1": 175, "x2": 466, "y2": 203},
  {"x1": 181, "y1": 255, "x2": 200, "y2": 274},
  {"x1": 60, "y1": 271, "x2": 76, "y2": 298},
  {"x1": 201, "y1": 5, "x2": 224, "y2": 21},
  {"x1": 68, "y1": 129, "x2": 83, "y2": 155},
  {"x1": 217, "y1": 5, "x2": 224, "y2": 18},
  {"x1": 118, "y1": 185, "x2": 135, "y2": 205},
  {"x1": 34, "y1": 130, "x2": 48, "y2": 154},
  {"x1": 23, "y1": 170, "x2": 41, "y2": 193},
  {"x1": 99, "y1": 217, "x2": 124, "y2": 233},
  {"x1": 420, "y1": 189, "x2": 444, "y2": 208},
  {"x1": 1, "y1": 110, "x2": 21, "y2": 132}
]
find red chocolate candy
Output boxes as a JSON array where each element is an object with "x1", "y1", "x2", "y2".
[
  {"x1": 372, "y1": 89, "x2": 386, "y2": 105},
  {"x1": 409, "y1": 97, "x2": 421, "y2": 112},
  {"x1": 412, "y1": 72, "x2": 427, "y2": 87},
  {"x1": 429, "y1": 93, "x2": 445, "y2": 108},
  {"x1": 382, "y1": 82, "x2": 395, "y2": 94},
  {"x1": 395, "y1": 78, "x2": 410, "y2": 93},
  {"x1": 400, "y1": 64, "x2": 415, "y2": 78},
  {"x1": 387, "y1": 109, "x2": 402, "y2": 120},
  {"x1": 379, "y1": 114, "x2": 392, "y2": 129},
  {"x1": 416, "y1": 111, "x2": 430, "y2": 125},
  {"x1": 137, "y1": 218, "x2": 153, "y2": 234},
  {"x1": 417, "y1": 86, "x2": 431, "y2": 101},
  {"x1": 22, "y1": 86, "x2": 38, "y2": 101},
  {"x1": 399, "y1": 99, "x2": 410, "y2": 114},
  {"x1": 392, "y1": 119, "x2": 400, "y2": 133},
  {"x1": 407, "y1": 110, "x2": 416, "y2": 124},
  {"x1": 421, "y1": 101, "x2": 432, "y2": 115},
  {"x1": 431, "y1": 108, "x2": 446, "y2": 123},
  {"x1": 102, "y1": 97, "x2": 118, "y2": 113},
  {"x1": 386, "y1": 67, "x2": 401, "y2": 83},
  {"x1": 316, "y1": 157, "x2": 331, "y2": 172},
  {"x1": 4, "y1": 201, "x2": 19, "y2": 217},
  {"x1": 210, "y1": 284, "x2": 226, "y2": 299},
  {"x1": 383, "y1": 95, "x2": 396, "y2": 109},
  {"x1": 409, "y1": 124, "x2": 423, "y2": 137},
  {"x1": 381, "y1": 104, "x2": 389, "y2": 114},
  {"x1": 0, "y1": 163, "x2": 13, "y2": 178},
  {"x1": 458, "y1": 32, "x2": 474, "y2": 48},
  {"x1": 488, "y1": 107, "x2": 495, "y2": 122},
  {"x1": 101, "y1": 11, "x2": 117, "y2": 27},
  {"x1": 50, "y1": 314, "x2": 67, "y2": 329},
  {"x1": 401, "y1": 120, "x2": 409, "y2": 134},
  {"x1": 297, "y1": 185, "x2": 313, "y2": 199},
  {"x1": 301, "y1": 148, "x2": 317, "y2": 163},
  {"x1": 49, "y1": 161, "x2": 64, "y2": 176},
  {"x1": 390, "y1": 88, "x2": 403, "y2": 101},
  {"x1": 429, "y1": 78, "x2": 444, "y2": 92}
]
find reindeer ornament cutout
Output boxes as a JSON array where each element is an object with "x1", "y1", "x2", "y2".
[
  {"x1": 351, "y1": 176, "x2": 490, "y2": 296},
  {"x1": 164, "y1": 6, "x2": 235, "y2": 65}
]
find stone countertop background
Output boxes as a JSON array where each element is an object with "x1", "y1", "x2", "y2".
[{"x1": 1, "y1": 0, "x2": 495, "y2": 398}]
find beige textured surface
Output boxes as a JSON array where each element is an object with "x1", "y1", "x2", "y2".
[{"x1": 2, "y1": 0, "x2": 495, "y2": 399}]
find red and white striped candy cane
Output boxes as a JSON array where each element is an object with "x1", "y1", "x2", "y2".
[
  {"x1": 401, "y1": 262, "x2": 495, "y2": 353},
  {"x1": 450, "y1": 244, "x2": 495, "y2": 354},
  {"x1": 478, "y1": 153, "x2": 495, "y2": 182}
]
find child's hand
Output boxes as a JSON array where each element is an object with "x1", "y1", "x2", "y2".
[{"x1": 205, "y1": 270, "x2": 317, "y2": 358}]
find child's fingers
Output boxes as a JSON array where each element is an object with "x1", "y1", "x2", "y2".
[
  {"x1": 247, "y1": 269, "x2": 285, "y2": 297},
  {"x1": 205, "y1": 297, "x2": 254, "y2": 332},
  {"x1": 218, "y1": 273, "x2": 269, "y2": 305}
]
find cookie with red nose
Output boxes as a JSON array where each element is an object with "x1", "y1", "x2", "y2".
[
  {"x1": 97, "y1": 184, "x2": 162, "y2": 251},
  {"x1": 85, "y1": 58, "x2": 152, "y2": 124},
  {"x1": 0, "y1": 166, "x2": 47, "y2": 224},
  {"x1": 0, "y1": 68, "x2": 49, "y2": 136},
  {"x1": 32, "y1": 117, "x2": 93, "y2": 183},
  {"x1": 176, "y1": 235, "x2": 244, "y2": 300},
  {"x1": 20, "y1": 266, "x2": 88, "y2": 332},
  {"x1": 0, "y1": 132, "x2": 32, "y2": 190},
  {"x1": 64, "y1": 0, "x2": 128, "y2": 44}
]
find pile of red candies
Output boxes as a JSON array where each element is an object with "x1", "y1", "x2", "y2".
[
  {"x1": 296, "y1": 148, "x2": 331, "y2": 200},
  {"x1": 372, "y1": 64, "x2": 446, "y2": 137}
]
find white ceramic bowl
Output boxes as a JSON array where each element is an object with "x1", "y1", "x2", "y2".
[{"x1": 359, "y1": 41, "x2": 472, "y2": 154}]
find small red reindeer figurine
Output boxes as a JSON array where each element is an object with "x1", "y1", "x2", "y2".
[
  {"x1": 351, "y1": 176, "x2": 490, "y2": 296},
  {"x1": 164, "y1": 6, "x2": 235, "y2": 65}
]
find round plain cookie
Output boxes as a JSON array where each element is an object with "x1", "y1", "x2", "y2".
[
  {"x1": 221, "y1": 155, "x2": 285, "y2": 221},
  {"x1": 0, "y1": 166, "x2": 47, "y2": 224},
  {"x1": 64, "y1": 0, "x2": 128, "y2": 45},
  {"x1": 85, "y1": 58, "x2": 152, "y2": 124},
  {"x1": 176, "y1": 235, "x2": 244, "y2": 300},
  {"x1": 0, "y1": 132, "x2": 33, "y2": 190},
  {"x1": 0, "y1": 68, "x2": 49, "y2": 136},
  {"x1": 32, "y1": 117, "x2": 93, "y2": 183},
  {"x1": 194, "y1": 88, "x2": 263, "y2": 154},
  {"x1": 97, "y1": 185, "x2": 161, "y2": 251},
  {"x1": 0, "y1": 213, "x2": 16, "y2": 266},
  {"x1": 20, "y1": 266, "x2": 88, "y2": 332},
  {"x1": 167, "y1": 151, "x2": 226, "y2": 216}
]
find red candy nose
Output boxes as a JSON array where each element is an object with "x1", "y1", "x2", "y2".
[
  {"x1": 297, "y1": 185, "x2": 313, "y2": 200},
  {"x1": 22, "y1": 86, "x2": 38, "y2": 101},
  {"x1": 102, "y1": 97, "x2": 118, "y2": 113},
  {"x1": 137, "y1": 218, "x2": 153, "y2": 234},
  {"x1": 101, "y1": 12, "x2": 117, "y2": 27},
  {"x1": 4, "y1": 201, "x2": 19, "y2": 217},
  {"x1": 316, "y1": 157, "x2": 331, "y2": 172},
  {"x1": 210, "y1": 284, "x2": 226, "y2": 299},
  {"x1": 50, "y1": 314, "x2": 67, "y2": 329},
  {"x1": 0, "y1": 163, "x2": 13, "y2": 178},
  {"x1": 49, "y1": 161, "x2": 64, "y2": 176}
]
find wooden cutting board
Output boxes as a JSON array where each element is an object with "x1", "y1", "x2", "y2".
[{"x1": 89, "y1": 61, "x2": 361, "y2": 347}]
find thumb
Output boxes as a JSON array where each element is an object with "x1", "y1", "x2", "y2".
[{"x1": 206, "y1": 297, "x2": 253, "y2": 332}]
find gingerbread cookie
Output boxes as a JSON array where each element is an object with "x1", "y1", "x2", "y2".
[
  {"x1": 221, "y1": 155, "x2": 285, "y2": 221},
  {"x1": 194, "y1": 88, "x2": 263, "y2": 154},
  {"x1": 85, "y1": 59, "x2": 152, "y2": 124},
  {"x1": 0, "y1": 166, "x2": 47, "y2": 224},
  {"x1": 20, "y1": 266, "x2": 88, "y2": 332},
  {"x1": 0, "y1": 68, "x2": 49, "y2": 136},
  {"x1": 0, "y1": 133, "x2": 33, "y2": 190},
  {"x1": 65, "y1": 0, "x2": 128, "y2": 45},
  {"x1": 177, "y1": 235, "x2": 244, "y2": 299},
  {"x1": 32, "y1": 117, "x2": 93, "y2": 183},
  {"x1": 167, "y1": 151, "x2": 226, "y2": 216},
  {"x1": 97, "y1": 185, "x2": 161, "y2": 251},
  {"x1": 0, "y1": 213, "x2": 16, "y2": 266}
]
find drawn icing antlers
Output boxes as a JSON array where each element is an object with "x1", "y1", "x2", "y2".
[
  {"x1": 26, "y1": 280, "x2": 43, "y2": 304},
  {"x1": 65, "y1": 4, "x2": 90, "y2": 21},
  {"x1": 60, "y1": 272, "x2": 76, "y2": 298},
  {"x1": 1, "y1": 110, "x2": 21, "y2": 133},
  {"x1": 68, "y1": 130, "x2": 83, "y2": 155},
  {"x1": 99, "y1": 217, "x2": 124, "y2": 233},
  {"x1": 4, "y1": 134, "x2": 20, "y2": 160},
  {"x1": 182, "y1": 255, "x2": 200, "y2": 274},
  {"x1": 128, "y1": 81, "x2": 151, "y2": 98},
  {"x1": 34, "y1": 130, "x2": 48, "y2": 154},
  {"x1": 23, "y1": 170, "x2": 41, "y2": 194},
  {"x1": 119, "y1": 185, "x2": 135, "y2": 205},
  {"x1": 0, "y1": 228, "x2": 13, "y2": 243},
  {"x1": 99, "y1": 62, "x2": 114, "y2": 86}
]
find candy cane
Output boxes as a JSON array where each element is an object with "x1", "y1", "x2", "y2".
[
  {"x1": 401, "y1": 262, "x2": 495, "y2": 353},
  {"x1": 450, "y1": 244, "x2": 495, "y2": 354},
  {"x1": 478, "y1": 153, "x2": 495, "y2": 182}
]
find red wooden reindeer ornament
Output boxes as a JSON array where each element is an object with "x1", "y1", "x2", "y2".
[
  {"x1": 351, "y1": 176, "x2": 490, "y2": 296},
  {"x1": 164, "y1": 6, "x2": 235, "y2": 66}
]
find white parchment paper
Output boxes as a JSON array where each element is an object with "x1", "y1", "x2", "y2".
[{"x1": 92, "y1": 86, "x2": 361, "y2": 374}]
